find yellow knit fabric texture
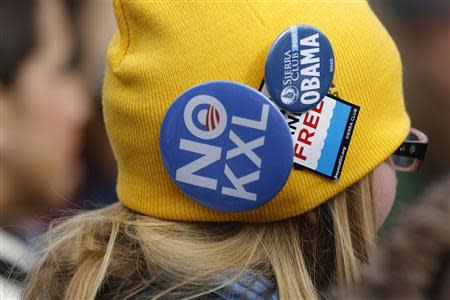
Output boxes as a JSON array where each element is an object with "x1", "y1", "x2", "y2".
[{"x1": 103, "y1": 0, "x2": 410, "y2": 222}]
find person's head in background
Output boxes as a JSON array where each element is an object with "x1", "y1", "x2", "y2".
[
  {"x1": 391, "y1": 0, "x2": 449, "y2": 97},
  {"x1": 73, "y1": 0, "x2": 119, "y2": 209},
  {"x1": 23, "y1": 1, "x2": 423, "y2": 299},
  {"x1": 0, "y1": 0, "x2": 90, "y2": 227}
]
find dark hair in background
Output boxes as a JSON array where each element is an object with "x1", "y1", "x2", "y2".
[
  {"x1": 0, "y1": 0, "x2": 84, "y2": 87},
  {"x1": 391, "y1": 0, "x2": 449, "y2": 20},
  {"x1": 0, "y1": 0, "x2": 37, "y2": 87},
  {"x1": 64, "y1": 0, "x2": 84, "y2": 68}
]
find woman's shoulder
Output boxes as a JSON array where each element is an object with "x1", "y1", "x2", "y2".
[
  {"x1": 212, "y1": 272, "x2": 279, "y2": 300},
  {"x1": 107, "y1": 271, "x2": 279, "y2": 300}
]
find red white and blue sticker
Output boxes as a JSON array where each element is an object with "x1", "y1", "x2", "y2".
[
  {"x1": 260, "y1": 82, "x2": 359, "y2": 180},
  {"x1": 160, "y1": 81, "x2": 293, "y2": 212},
  {"x1": 265, "y1": 25, "x2": 335, "y2": 113}
]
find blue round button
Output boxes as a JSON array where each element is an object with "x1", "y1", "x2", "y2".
[
  {"x1": 160, "y1": 81, "x2": 293, "y2": 212},
  {"x1": 265, "y1": 25, "x2": 335, "y2": 112}
]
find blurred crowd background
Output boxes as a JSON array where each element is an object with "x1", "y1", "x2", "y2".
[
  {"x1": 370, "y1": 0, "x2": 449, "y2": 229},
  {"x1": 0, "y1": 0, "x2": 448, "y2": 271}
]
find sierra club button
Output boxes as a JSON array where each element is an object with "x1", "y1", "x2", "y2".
[
  {"x1": 160, "y1": 81, "x2": 293, "y2": 212},
  {"x1": 265, "y1": 25, "x2": 335, "y2": 113}
]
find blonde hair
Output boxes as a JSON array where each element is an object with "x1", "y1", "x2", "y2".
[{"x1": 24, "y1": 174, "x2": 375, "y2": 300}]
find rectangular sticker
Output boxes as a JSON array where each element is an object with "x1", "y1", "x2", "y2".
[{"x1": 260, "y1": 82, "x2": 359, "y2": 180}]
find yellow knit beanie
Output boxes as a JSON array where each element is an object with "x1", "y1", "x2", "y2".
[{"x1": 103, "y1": 0, "x2": 410, "y2": 222}]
